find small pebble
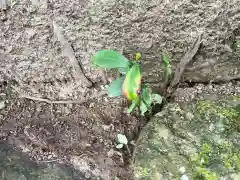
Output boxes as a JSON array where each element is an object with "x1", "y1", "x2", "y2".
[
  {"x1": 85, "y1": 171, "x2": 91, "y2": 179},
  {"x1": 48, "y1": 155, "x2": 52, "y2": 159},
  {"x1": 0, "y1": 101, "x2": 5, "y2": 110},
  {"x1": 181, "y1": 175, "x2": 189, "y2": 180},
  {"x1": 52, "y1": 153, "x2": 57, "y2": 158},
  {"x1": 208, "y1": 84, "x2": 213, "y2": 90},
  {"x1": 25, "y1": 28, "x2": 36, "y2": 39},
  {"x1": 89, "y1": 102, "x2": 94, "y2": 108},
  {"x1": 179, "y1": 167, "x2": 186, "y2": 174},
  {"x1": 0, "y1": 132, "x2": 7, "y2": 138},
  {"x1": 104, "y1": 97, "x2": 108, "y2": 102},
  {"x1": 100, "y1": 85, "x2": 105, "y2": 90}
]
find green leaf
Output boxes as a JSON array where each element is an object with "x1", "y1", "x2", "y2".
[
  {"x1": 141, "y1": 85, "x2": 152, "y2": 107},
  {"x1": 166, "y1": 66, "x2": 172, "y2": 76},
  {"x1": 162, "y1": 53, "x2": 172, "y2": 75},
  {"x1": 118, "y1": 67, "x2": 129, "y2": 75},
  {"x1": 152, "y1": 94, "x2": 162, "y2": 104},
  {"x1": 140, "y1": 100, "x2": 148, "y2": 116},
  {"x1": 107, "y1": 76, "x2": 125, "y2": 97},
  {"x1": 118, "y1": 61, "x2": 134, "y2": 75},
  {"x1": 116, "y1": 144, "x2": 124, "y2": 149},
  {"x1": 117, "y1": 134, "x2": 128, "y2": 144},
  {"x1": 92, "y1": 50, "x2": 130, "y2": 69},
  {"x1": 127, "y1": 99, "x2": 138, "y2": 113}
]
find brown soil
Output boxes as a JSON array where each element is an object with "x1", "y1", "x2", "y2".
[
  {"x1": 0, "y1": 1, "x2": 149, "y2": 179},
  {"x1": 0, "y1": 79, "x2": 146, "y2": 180}
]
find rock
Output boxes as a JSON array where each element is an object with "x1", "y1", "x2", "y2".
[
  {"x1": 47, "y1": 154, "x2": 52, "y2": 159},
  {"x1": 2, "y1": 0, "x2": 239, "y2": 97},
  {"x1": 25, "y1": 28, "x2": 36, "y2": 40},
  {"x1": 0, "y1": 142, "x2": 86, "y2": 180},
  {"x1": 81, "y1": 0, "x2": 240, "y2": 84},
  {"x1": 0, "y1": 0, "x2": 8, "y2": 10},
  {"x1": 0, "y1": 101, "x2": 5, "y2": 110},
  {"x1": 133, "y1": 95, "x2": 240, "y2": 180}
]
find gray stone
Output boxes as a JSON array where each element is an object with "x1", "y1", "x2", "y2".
[
  {"x1": 75, "y1": 0, "x2": 240, "y2": 84},
  {"x1": 1, "y1": 0, "x2": 240, "y2": 98},
  {"x1": 0, "y1": 101, "x2": 5, "y2": 110},
  {"x1": 133, "y1": 95, "x2": 240, "y2": 180},
  {"x1": 0, "y1": 142, "x2": 86, "y2": 180}
]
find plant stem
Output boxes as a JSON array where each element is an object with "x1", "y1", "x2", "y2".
[
  {"x1": 141, "y1": 96, "x2": 152, "y2": 114},
  {"x1": 141, "y1": 97, "x2": 149, "y2": 109},
  {"x1": 125, "y1": 144, "x2": 131, "y2": 155}
]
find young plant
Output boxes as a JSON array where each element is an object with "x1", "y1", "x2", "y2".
[
  {"x1": 91, "y1": 49, "x2": 163, "y2": 115},
  {"x1": 162, "y1": 53, "x2": 172, "y2": 76},
  {"x1": 116, "y1": 134, "x2": 130, "y2": 154}
]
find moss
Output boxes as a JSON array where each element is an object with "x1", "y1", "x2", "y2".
[
  {"x1": 190, "y1": 143, "x2": 217, "y2": 180},
  {"x1": 134, "y1": 95, "x2": 240, "y2": 180},
  {"x1": 233, "y1": 153, "x2": 240, "y2": 170},
  {"x1": 227, "y1": 95, "x2": 240, "y2": 101},
  {"x1": 223, "y1": 152, "x2": 240, "y2": 171},
  {"x1": 135, "y1": 166, "x2": 152, "y2": 178},
  {"x1": 196, "y1": 100, "x2": 238, "y2": 119},
  {"x1": 191, "y1": 143, "x2": 212, "y2": 166},
  {"x1": 196, "y1": 99, "x2": 240, "y2": 133},
  {"x1": 195, "y1": 167, "x2": 217, "y2": 180},
  {"x1": 191, "y1": 141, "x2": 240, "y2": 180},
  {"x1": 232, "y1": 40, "x2": 240, "y2": 52}
]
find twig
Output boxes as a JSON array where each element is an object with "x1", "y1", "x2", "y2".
[
  {"x1": 12, "y1": 85, "x2": 107, "y2": 104},
  {"x1": 53, "y1": 22, "x2": 92, "y2": 88},
  {"x1": 38, "y1": 158, "x2": 66, "y2": 163},
  {"x1": 19, "y1": 93, "x2": 106, "y2": 104},
  {"x1": 100, "y1": 70, "x2": 108, "y2": 84},
  {"x1": 50, "y1": 103, "x2": 53, "y2": 120},
  {"x1": 168, "y1": 33, "x2": 203, "y2": 91},
  {"x1": 125, "y1": 144, "x2": 131, "y2": 155}
]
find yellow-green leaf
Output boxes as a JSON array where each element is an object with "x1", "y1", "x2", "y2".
[
  {"x1": 140, "y1": 100, "x2": 148, "y2": 116},
  {"x1": 122, "y1": 64, "x2": 141, "y2": 101},
  {"x1": 162, "y1": 53, "x2": 172, "y2": 75},
  {"x1": 135, "y1": 52, "x2": 141, "y2": 61}
]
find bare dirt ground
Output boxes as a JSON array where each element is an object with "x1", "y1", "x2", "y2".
[
  {"x1": 0, "y1": 79, "x2": 146, "y2": 179},
  {"x1": 0, "y1": 1, "x2": 148, "y2": 179}
]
